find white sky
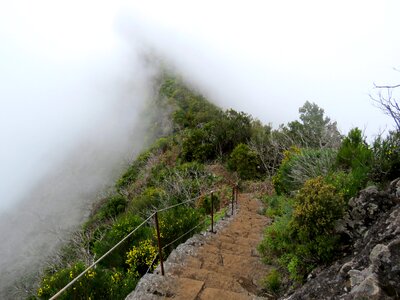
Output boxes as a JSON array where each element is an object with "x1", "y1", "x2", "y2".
[{"x1": 1, "y1": 0, "x2": 400, "y2": 211}]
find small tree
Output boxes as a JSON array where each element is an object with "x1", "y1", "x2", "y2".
[
  {"x1": 249, "y1": 122, "x2": 293, "y2": 177},
  {"x1": 286, "y1": 101, "x2": 342, "y2": 148},
  {"x1": 336, "y1": 128, "x2": 372, "y2": 171},
  {"x1": 228, "y1": 143, "x2": 261, "y2": 180}
]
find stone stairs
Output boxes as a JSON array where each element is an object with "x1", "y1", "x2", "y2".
[{"x1": 126, "y1": 194, "x2": 272, "y2": 300}]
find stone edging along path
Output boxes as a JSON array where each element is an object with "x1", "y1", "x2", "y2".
[{"x1": 126, "y1": 193, "x2": 272, "y2": 300}]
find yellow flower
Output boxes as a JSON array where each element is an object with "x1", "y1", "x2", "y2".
[
  {"x1": 111, "y1": 272, "x2": 122, "y2": 283},
  {"x1": 85, "y1": 269, "x2": 96, "y2": 279}
]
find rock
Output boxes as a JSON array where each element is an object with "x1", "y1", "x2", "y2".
[
  {"x1": 348, "y1": 269, "x2": 365, "y2": 287},
  {"x1": 350, "y1": 274, "x2": 383, "y2": 299},
  {"x1": 367, "y1": 203, "x2": 379, "y2": 216},
  {"x1": 369, "y1": 244, "x2": 390, "y2": 265},
  {"x1": 386, "y1": 209, "x2": 400, "y2": 235},
  {"x1": 339, "y1": 261, "x2": 353, "y2": 278},
  {"x1": 390, "y1": 178, "x2": 400, "y2": 197}
]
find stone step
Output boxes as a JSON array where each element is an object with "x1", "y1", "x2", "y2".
[
  {"x1": 227, "y1": 221, "x2": 268, "y2": 230},
  {"x1": 207, "y1": 234, "x2": 260, "y2": 247},
  {"x1": 221, "y1": 226, "x2": 266, "y2": 238},
  {"x1": 198, "y1": 287, "x2": 254, "y2": 300},
  {"x1": 201, "y1": 240, "x2": 254, "y2": 257},
  {"x1": 126, "y1": 274, "x2": 204, "y2": 300},
  {"x1": 199, "y1": 253, "x2": 266, "y2": 279},
  {"x1": 170, "y1": 265, "x2": 247, "y2": 294},
  {"x1": 176, "y1": 251, "x2": 266, "y2": 281}
]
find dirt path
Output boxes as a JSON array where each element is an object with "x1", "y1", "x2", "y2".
[{"x1": 127, "y1": 193, "x2": 272, "y2": 300}]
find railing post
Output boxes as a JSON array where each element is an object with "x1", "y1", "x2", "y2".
[
  {"x1": 235, "y1": 185, "x2": 238, "y2": 207},
  {"x1": 210, "y1": 191, "x2": 214, "y2": 233},
  {"x1": 231, "y1": 186, "x2": 235, "y2": 216},
  {"x1": 154, "y1": 211, "x2": 164, "y2": 276}
]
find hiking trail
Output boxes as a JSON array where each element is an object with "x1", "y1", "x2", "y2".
[{"x1": 127, "y1": 193, "x2": 272, "y2": 299}]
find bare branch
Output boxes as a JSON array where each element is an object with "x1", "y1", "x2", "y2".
[
  {"x1": 371, "y1": 80, "x2": 400, "y2": 132},
  {"x1": 374, "y1": 83, "x2": 400, "y2": 89}
]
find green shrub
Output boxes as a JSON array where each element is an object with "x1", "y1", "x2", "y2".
[
  {"x1": 116, "y1": 151, "x2": 151, "y2": 189},
  {"x1": 273, "y1": 147, "x2": 337, "y2": 196},
  {"x1": 272, "y1": 146, "x2": 301, "y2": 195},
  {"x1": 37, "y1": 262, "x2": 139, "y2": 299},
  {"x1": 108, "y1": 270, "x2": 140, "y2": 299},
  {"x1": 325, "y1": 170, "x2": 366, "y2": 201},
  {"x1": 370, "y1": 131, "x2": 400, "y2": 183},
  {"x1": 336, "y1": 128, "x2": 372, "y2": 171},
  {"x1": 147, "y1": 161, "x2": 169, "y2": 186},
  {"x1": 160, "y1": 162, "x2": 214, "y2": 203},
  {"x1": 264, "y1": 195, "x2": 294, "y2": 218},
  {"x1": 129, "y1": 187, "x2": 165, "y2": 215},
  {"x1": 156, "y1": 206, "x2": 203, "y2": 255},
  {"x1": 151, "y1": 137, "x2": 172, "y2": 153},
  {"x1": 97, "y1": 195, "x2": 128, "y2": 221},
  {"x1": 126, "y1": 239, "x2": 158, "y2": 276},
  {"x1": 228, "y1": 143, "x2": 262, "y2": 180},
  {"x1": 289, "y1": 177, "x2": 344, "y2": 270},
  {"x1": 285, "y1": 255, "x2": 305, "y2": 281},
  {"x1": 37, "y1": 262, "x2": 113, "y2": 299},
  {"x1": 262, "y1": 268, "x2": 281, "y2": 293},
  {"x1": 260, "y1": 177, "x2": 345, "y2": 281},
  {"x1": 181, "y1": 128, "x2": 215, "y2": 162},
  {"x1": 288, "y1": 148, "x2": 337, "y2": 186},
  {"x1": 92, "y1": 214, "x2": 151, "y2": 268},
  {"x1": 213, "y1": 110, "x2": 253, "y2": 155},
  {"x1": 258, "y1": 213, "x2": 293, "y2": 260},
  {"x1": 291, "y1": 177, "x2": 345, "y2": 239},
  {"x1": 196, "y1": 193, "x2": 220, "y2": 215},
  {"x1": 162, "y1": 79, "x2": 221, "y2": 130}
]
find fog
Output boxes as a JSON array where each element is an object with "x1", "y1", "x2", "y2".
[
  {"x1": 0, "y1": 1, "x2": 161, "y2": 295},
  {"x1": 1, "y1": 0, "x2": 400, "y2": 296},
  {"x1": 120, "y1": 0, "x2": 400, "y2": 135}
]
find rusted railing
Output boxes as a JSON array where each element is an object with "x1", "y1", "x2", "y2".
[{"x1": 50, "y1": 186, "x2": 239, "y2": 299}]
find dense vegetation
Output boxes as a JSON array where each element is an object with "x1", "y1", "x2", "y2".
[
  {"x1": 30, "y1": 75, "x2": 400, "y2": 299},
  {"x1": 258, "y1": 118, "x2": 400, "y2": 293}
]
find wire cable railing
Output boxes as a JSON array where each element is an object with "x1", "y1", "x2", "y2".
[
  {"x1": 50, "y1": 185, "x2": 239, "y2": 299},
  {"x1": 161, "y1": 218, "x2": 208, "y2": 251},
  {"x1": 49, "y1": 213, "x2": 155, "y2": 300},
  {"x1": 143, "y1": 215, "x2": 209, "y2": 276},
  {"x1": 156, "y1": 195, "x2": 200, "y2": 213}
]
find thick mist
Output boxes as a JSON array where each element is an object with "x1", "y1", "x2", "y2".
[
  {"x1": 119, "y1": 0, "x2": 400, "y2": 135},
  {"x1": 0, "y1": 56, "x2": 163, "y2": 297},
  {"x1": 0, "y1": 2, "x2": 163, "y2": 296}
]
